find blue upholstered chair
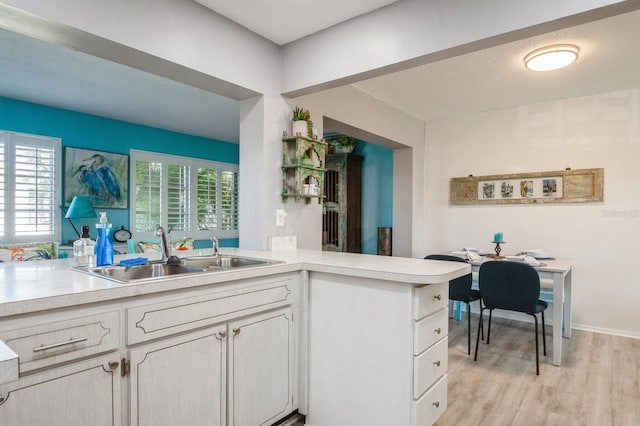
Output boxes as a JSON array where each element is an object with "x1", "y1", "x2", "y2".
[
  {"x1": 425, "y1": 254, "x2": 482, "y2": 355},
  {"x1": 474, "y1": 260, "x2": 548, "y2": 375}
]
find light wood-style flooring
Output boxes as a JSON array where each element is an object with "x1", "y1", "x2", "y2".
[{"x1": 436, "y1": 314, "x2": 640, "y2": 426}]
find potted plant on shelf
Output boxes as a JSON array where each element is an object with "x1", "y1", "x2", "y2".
[
  {"x1": 326, "y1": 134, "x2": 356, "y2": 153},
  {"x1": 292, "y1": 107, "x2": 312, "y2": 138}
]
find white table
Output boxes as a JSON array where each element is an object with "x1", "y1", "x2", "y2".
[{"x1": 470, "y1": 258, "x2": 572, "y2": 366}]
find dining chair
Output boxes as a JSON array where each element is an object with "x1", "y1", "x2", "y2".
[
  {"x1": 425, "y1": 254, "x2": 482, "y2": 355},
  {"x1": 474, "y1": 260, "x2": 548, "y2": 375}
]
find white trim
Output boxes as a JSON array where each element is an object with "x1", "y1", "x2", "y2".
[
  {"x1": 129, "y1": 149, "x2": 239, "y2": 241},
  {"x1": 570, "y1": 323, "x2": 640, "y2": 340},
  {"x1": 0, "y1": 130, "x2": 61, "y2": 244}
]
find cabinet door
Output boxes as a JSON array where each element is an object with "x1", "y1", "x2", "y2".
[
  {"x1": 228, "y1": 308, "x2": 294, "y2": 426},
  {"x1": 129, "y1": 326, "x2": 227, "y2": 426},
  {"x1": 0, "y1": 354, "x2": 121, "y2": 426}
]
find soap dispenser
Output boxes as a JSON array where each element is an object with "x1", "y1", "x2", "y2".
[
  {"x1": 95, "y1": 212, "x2": 114, "y2": 266},
  {"x1": 73, "y1": 225, "x2": 96, "y2": 268}
]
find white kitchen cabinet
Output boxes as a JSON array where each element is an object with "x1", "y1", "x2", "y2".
[
  {"x1": 0, "y1": 353, "x2": 121, "y2": 426},
  {"x1": 129, "y1": 326, "x2": 227, "y2": 426},
  {"x1": 228, "y1": 308, "x2": 294, "y2": 426},
  {"x1": 305, "y1": 272, "x2": 449, "y2": 426},
  {"x1": 125, "y1": 274, "x2": 298, "y2": 426}
]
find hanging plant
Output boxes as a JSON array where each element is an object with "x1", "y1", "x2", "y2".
[{"x1": 326, "y1": 134, "x2": 356, "y2": 153}]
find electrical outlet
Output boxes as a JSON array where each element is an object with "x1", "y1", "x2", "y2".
[{"x1": 276, "y1": 209, "x2": 287, "y2": 227}]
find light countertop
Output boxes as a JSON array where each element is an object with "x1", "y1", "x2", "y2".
[{"x1": 0, "y1": 248, "x2": 470, "y2": 317}]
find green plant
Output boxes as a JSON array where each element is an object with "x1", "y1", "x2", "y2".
[
  {"x1": 326, "y1": 134, "x2": 355, "y2": 151},
  {"x1": 292, "y1": 106, "x2": 310, "y2": 121}
]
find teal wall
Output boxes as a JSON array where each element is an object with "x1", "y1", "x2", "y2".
[
  {"x1": 0, "y1": 96, "x2": 239, "y2": 248},
  {"x1": 353, "y1": 140, "x2": 393, "y2": 254}
]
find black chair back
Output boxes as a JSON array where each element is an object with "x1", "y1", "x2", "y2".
[
  {"x1": 479, "y1": 261, "x2": 541, "y2": 313},
  {"x1": 424, "y1": 254, "x2": 471, "y2": 300}
]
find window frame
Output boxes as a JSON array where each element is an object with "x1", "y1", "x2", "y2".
[
  {"x1": 0, "y1": 130, "x2": 61, "y2": 244},
  {"x1": 129, "y1": 149, "x2": 239, "y2": 241}
]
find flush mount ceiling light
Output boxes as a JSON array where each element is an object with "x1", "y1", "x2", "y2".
[{"x1": 524, "y1": 44, "x2": 580, "y2": 71}]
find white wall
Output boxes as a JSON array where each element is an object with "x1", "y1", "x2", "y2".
[
  {"x1": 425, "y1": 87, "x2": 640, "y2": 337},
  {"x1": 293, "y1": 86, "x2": 425, "y2": 256}
]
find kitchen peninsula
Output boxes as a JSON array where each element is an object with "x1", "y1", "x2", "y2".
[{"x1": 0, "y1": 249, "x2": 469, "y2": 426}]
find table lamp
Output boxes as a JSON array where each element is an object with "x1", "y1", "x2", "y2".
[{"x1": 65, "y1": 196, "x2": 97, "y2": 238}]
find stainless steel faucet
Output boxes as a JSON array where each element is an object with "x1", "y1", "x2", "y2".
[
  {"x1": 155, "y1": 225, "x2": 177, "y2": 264},
  {"x1": 211, "y1": 236, "x2": 219, "y2": 257}
]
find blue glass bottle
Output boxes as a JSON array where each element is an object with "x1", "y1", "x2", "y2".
[{"x1": 95, "y1": 212, "x2": 114, "y2": 266}]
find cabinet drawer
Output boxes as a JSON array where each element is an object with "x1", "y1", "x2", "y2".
[
  {"x1": 413, "y1": 283, "x2": 447, "y2": 320},
  {"x1": 413, "y1": 374, "x2": 447, "y2": 426},
  {"x1": 414, "y1": 308, "x2": 448, "y2": 355},
  {"x1": 413, "y1": 337, "x2": 448, "y2": 398},
  {"x1": 127, "y1": 277, "x2": 294, "y2": 345},
  {"x1": 0, "y1": 311, "x2": 119, "y2": 374}
]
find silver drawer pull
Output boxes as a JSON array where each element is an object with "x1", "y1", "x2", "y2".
[
  {"x1": 434, "y1": 327, "x2": 442, "y2": 334},
  {"x1": 433, "y1": 401, "x2": 440, "y2": 408},
  {"x1": 33, "y1": 337, "x2": 88, "y2": 352},
  {"x1": 433, "y1": 294, "x2": 442, "y2": 301},
  {"x1": 433, "y1": 360, "x2": 441, "y2": 367}
]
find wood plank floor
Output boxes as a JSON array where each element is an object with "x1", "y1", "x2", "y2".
[{"x1": 436, "y1": 314, "x2": 640, "y2": 426}]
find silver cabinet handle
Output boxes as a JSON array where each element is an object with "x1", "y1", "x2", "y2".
[
  {"x1": 33, "y1": 337, "x2": 88, "y2": 352},
  {"x1": 217, "y1": 331, "x2": 227, "y2": 339},
  {"x1": 232, "y1": 327, "x2": 241, "y2": 336},
  {"x1": 433, "y1": 401, "x2": 440, "y2": 408},
  {"x1": 434, "y1": 294, "x2": 442, "y2": 301},
  {"x1": 434, "y1": 327, "x2": 442, "y2": 334},
  {"x1": 433, "y1": 360, "x2": 441, "y2": 367}
]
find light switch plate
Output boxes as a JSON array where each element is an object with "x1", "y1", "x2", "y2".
[{"x1": 276, "y1": 209, "x2": 287, "y2": 227}]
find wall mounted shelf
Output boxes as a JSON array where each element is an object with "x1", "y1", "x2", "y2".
[{"x1": 281, "y1": 136, "x2": 327, "y2": 204}]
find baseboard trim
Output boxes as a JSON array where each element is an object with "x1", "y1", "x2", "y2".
[
  {"x1": 570, "y1": 323, "x2": 640, "y2": 340},
  {"x1": 457, "y1": 303, "x2": 640, "y2": 340}
]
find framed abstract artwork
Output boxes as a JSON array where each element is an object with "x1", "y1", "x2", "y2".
[{"x1": 64, "y1": 147, "x2": 129, "y2": 208}]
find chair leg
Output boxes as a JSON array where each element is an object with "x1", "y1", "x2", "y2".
[
  {"x1": 487, "y1": 310, "x2": 493, "y2": 344},
  {"x1": 478, "y1": 301, "x2": 485, "y2": 341},
  {"x1": 474, "y1": 307, "x2": 483, "y2": 361},
  {"x1": 533, "y1": 314, "x2": 540, "y2": 375},
  {"x1": 466, "y1": 302, "x2": 471, "y2": 355},
  {"x1": 542, "y1": 311, "x2": 547, "y2": 356}
]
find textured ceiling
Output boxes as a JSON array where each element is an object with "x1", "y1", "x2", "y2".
[{"x1": 353, "y1": 10, "x2": 640, "y2": 123}]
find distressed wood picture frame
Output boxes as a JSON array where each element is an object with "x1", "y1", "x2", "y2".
[{"x1": 450, "y1": 168, "x2": 603, "y2": 205}]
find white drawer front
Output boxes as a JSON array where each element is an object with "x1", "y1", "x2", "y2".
[
  {"x1": 127, "y1": 277, "x2": 294, "y2": 345},
  {"x1": 413, "y1": 283, "x2": 447, "y2": 321},
  {"x1": 414, "y1": 308, "x2": 448, "y2": 355},
  {"x1": 413, "y1": 337, "x2": 448, "y2": 398},
  {"x1": 0, "y1": 311, "x2": 119, "y2": 374},
  {"x1": 413, "y1": 374, "x2": 447, "y2": 426}
]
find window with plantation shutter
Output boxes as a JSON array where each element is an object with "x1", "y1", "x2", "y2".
[
  {"x1": 131, "y1": 150, "x2": 239, "y2": 240},
  {"x1": 220, "y1": 170, "x2": 239, "y2": 231},
  {"x1": 0, "y1": 130, "x2": 61, "y2": 243}
]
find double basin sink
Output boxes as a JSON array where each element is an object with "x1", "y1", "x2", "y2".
[{"x1": 77, "y1": 255, "x2": 283, "y2": 284}]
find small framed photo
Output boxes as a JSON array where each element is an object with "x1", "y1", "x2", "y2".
[{"x1": 64, "y1": 147, "x2": 129, "y2": 208}]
